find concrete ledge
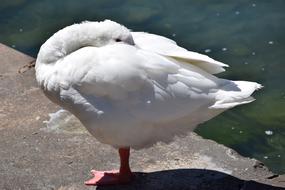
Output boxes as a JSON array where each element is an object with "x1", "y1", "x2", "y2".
[{"x1": 0, "y1": 43, "x2": 284, "y2": 190}]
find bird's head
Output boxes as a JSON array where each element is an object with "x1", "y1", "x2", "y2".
[
  {"x1": 86, "y1": 20, "x2": 135, "y2": 47},
  {"x1": 36, "y1": 20, "x2": 135, "y2": 66}
]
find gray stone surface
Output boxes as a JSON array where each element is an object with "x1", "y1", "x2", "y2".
[{"x1": 0, "y1": 43, "x2": 284, "y2": 190}]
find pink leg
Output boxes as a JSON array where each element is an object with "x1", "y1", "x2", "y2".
[{"x1": 85, "y1": 148, "x2": 134, "y2": 186}]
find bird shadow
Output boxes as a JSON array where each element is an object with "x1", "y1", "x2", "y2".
[{"x1": 96, "y1": 169, "x2": 284, "y2": 190}]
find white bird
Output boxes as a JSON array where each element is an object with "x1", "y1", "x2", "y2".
[{"x1": 35, "y1": 20, "x2": 262, "y2": 186}]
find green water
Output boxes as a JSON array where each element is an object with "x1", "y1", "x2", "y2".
[{"x1": 1, "y1": 0, "x2": 284, "y2": 174}]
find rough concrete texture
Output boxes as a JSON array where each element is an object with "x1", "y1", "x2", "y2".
[{"x1": 0, "y1": 43, "x2": 284, "y2": 190}]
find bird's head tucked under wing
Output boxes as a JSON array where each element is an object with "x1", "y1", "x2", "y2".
[
  {"x1": 36, "y1": 20, "x2": 135, "y2": 65},
  {"x1": 88, "y1": 20, "x2": 135, "y2": 47}
]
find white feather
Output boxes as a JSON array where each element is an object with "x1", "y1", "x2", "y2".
[
  {"x1": 132, "y1": 32, "x2": 229, "y2": 74},
  {"x1": 36, "y1": 20, "x2": 262, "y2": 149}
]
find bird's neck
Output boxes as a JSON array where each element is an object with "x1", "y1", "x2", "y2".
[
  {"x1": 35, "y1": 22, "x2": 103, "y2": 90},
  {"x1": 36, "y1": 22, "x2": 101, "y2": 65}
]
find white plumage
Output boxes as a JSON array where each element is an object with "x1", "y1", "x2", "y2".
[{"x1": 36, "y1": 20, "x2": 262, "y2": 150}]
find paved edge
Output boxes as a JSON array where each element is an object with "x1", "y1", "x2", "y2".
[{"x1": 0, "y1": 43, "x2": 284, "y2": 190}]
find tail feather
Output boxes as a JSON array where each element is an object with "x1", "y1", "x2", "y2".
[{"x1": 210, "y1": 81, "x2": 263, "y2": 109}]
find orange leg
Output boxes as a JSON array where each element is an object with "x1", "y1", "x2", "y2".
[{"x1": 85, "y1": 147, "x2": 134, "y2": 186}]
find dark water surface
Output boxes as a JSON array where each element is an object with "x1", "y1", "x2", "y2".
[{"x1": 1, "y1": 0, "x2": 284, "y2": 174}]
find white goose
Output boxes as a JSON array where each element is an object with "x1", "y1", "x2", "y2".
[{"x1": 35, "y1": 20, "x2": 262, "y2": 186}]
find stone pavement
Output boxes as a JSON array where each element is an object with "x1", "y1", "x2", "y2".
[{"x1": 0, "y1": 43, "x2": 284, "y2": 190}]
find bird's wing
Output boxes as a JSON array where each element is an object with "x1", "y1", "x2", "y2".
[
  {"x1": 131, "y1": 32, "x2": 228, "y2": 74},
  {"x1": 52, "y1": 43, "x2": 221, "y2": 124},
  {"x1": 47, "y1": 43, "x2": 260, "y2": 149}
]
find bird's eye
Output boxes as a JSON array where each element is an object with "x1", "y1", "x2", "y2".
[{"x1": 115, "y1": 38, "x2": 122, "y2": 42}]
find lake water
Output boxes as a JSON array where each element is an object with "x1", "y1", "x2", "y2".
[{"x1": 1, "y1": 0, "x2": 284, "y2": 174}]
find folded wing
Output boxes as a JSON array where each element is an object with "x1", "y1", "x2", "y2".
[
  {"x1": 53, "y1": 44, "x2": 223, "y2": 124},
  {"x1": 132, "y1": 32, "x2": 228, "y2": 74}
]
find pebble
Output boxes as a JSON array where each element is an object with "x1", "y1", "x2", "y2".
[
  {"x1": 67, "y1": 161, "x2": 73, "y2": 165},
  {"x1": 253, "y1": 162, "x2": 264, "y2": 168},
  {"x1": 268, "y1": 41, "x2": 274, "y2": 45},
  {"x1": 222, "y1": 47, "x2": 227, "y2": 51}
]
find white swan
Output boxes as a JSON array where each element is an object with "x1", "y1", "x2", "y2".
[{"x1": 35, "y1": 20, "x2": 262, "y2": 185}]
